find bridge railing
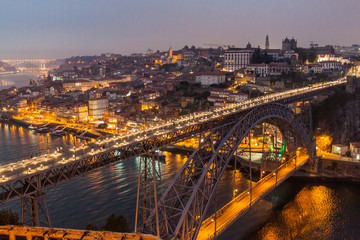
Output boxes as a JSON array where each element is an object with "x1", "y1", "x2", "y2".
[
  {"x1": 1, "y1": 78, "x2": 346, "y2": 181},
  {"x1": 200, "y1": 156, "x2": 308, "y2": 240}
]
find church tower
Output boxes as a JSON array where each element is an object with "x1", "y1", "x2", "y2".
[
  {"x1": 265, "y1": 35, "x2": 269, "y2": 50},
  {"x1": 169, "y1": 47, "x2": 173, "y2": 59}
]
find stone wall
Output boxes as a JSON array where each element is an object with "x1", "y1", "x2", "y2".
[{"x1": 318, "y1": 158, "x2": 360, "y2": 178}]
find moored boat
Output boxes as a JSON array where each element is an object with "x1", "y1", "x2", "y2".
[
  {"x1": 37, "y1": 127, "x2": 50, "y2": 133},
  {"x1": 50, "y1": 130, "x2": 66, "y2": 136},
  {"x1": 28, "y1": 125, "x2": 36, "y2": 130}
]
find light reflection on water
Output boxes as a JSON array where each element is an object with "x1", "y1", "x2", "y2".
[
  {"x1": 0, "y1": 123, "x2": 74, "y2": 165},
  {"x1": 0, "y1": 123, "x2": 360, "y2": 239},
  {"x1": 221, "y1": 180, "x2": 360, "y2": 240}
]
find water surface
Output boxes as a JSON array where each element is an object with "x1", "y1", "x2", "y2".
[{"x1": 0, "y1": 123, "x2": 359, "y2": 240}]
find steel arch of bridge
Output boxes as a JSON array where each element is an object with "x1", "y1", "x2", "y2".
[{"x1": 144, "y1": 103, "x2": 316, "y2": 239}]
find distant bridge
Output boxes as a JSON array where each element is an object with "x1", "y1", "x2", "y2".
[{"x1": 1, "y1": 59, "x2": 56, "y2": 70}]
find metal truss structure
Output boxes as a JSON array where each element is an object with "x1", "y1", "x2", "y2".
[
  {"x1": 143, "y1": 103, "x2": 316, "y2": 239},
  {"x1": 0, "y1": 122, "x2": 216, "y2": 206},
  {"x1": 0, "y1": 83, "x2": 341, "y2": 228},
  {"x1": 135, "y1": 153, "x2": 164, "y2": 237},
  {"x1": 21, "y1": 191, "x2": 51, "y2": 227}
]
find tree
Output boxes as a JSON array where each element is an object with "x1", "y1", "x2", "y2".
[
  {"x1": 85, "y1": 224, "x2": 98, "y2": 231},
  {"x1": 179, "y1": 81, "x2": 189, "y2": 87},
  {"x1": 102, "y1": 214, "x2": 130, "y2": 233},
  {"x1": 295, "y1": 48, "x2": 308, "y2": 63},
  {"x1": 263, "y1": 52, "x2": 273, "y2": 64},
  {"x1": 85, "y1": 213, "x2": 130, "y2": 233},
  {"x1": 315, "y1": 135, "x2": 333, "y2": 152},
  {"x1": 251, "y1": 47, "x2": 262, "y2": 64},
  {"x1": 308, "y1": 51, "x2": 317, "y2": 63},
  {"x1": 134, "y1": 83, "x2": 144, "y2": 89},
  {"x1": 0, "y1": 209, "x2": 19, "y2": 225}
]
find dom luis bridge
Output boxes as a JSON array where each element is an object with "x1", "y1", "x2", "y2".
[{"x1": 0, "y1": 78, "x2": 346, "y2": 239}]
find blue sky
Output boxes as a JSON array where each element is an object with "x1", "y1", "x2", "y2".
[{"x1": 0, "y1": 0, "x2": 359, "y2": 59}]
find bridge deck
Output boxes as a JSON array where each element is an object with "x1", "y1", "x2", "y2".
[
  {"x1": 197, "y1": 156, "x2": 308, "y2": 240},
  {"x1": 0, "y1": 79, "x2": 345, "y2": 204}
]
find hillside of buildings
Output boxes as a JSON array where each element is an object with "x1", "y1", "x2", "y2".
[
  {"x1": 0, "y1": 37, "x2": 359, "y2": 142},
  {"x1": 313, "y1": 77, "x2": 360, "y2": 146},
  {"x1": 0, "y1": 61, "x2": 16, "y2": 73}
]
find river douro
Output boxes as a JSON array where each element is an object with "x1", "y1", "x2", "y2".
[
  {"x1": 0, "y1": 123, "x2": 359, "y2": 239},
  {"x1": 0, "y1": 71, "x2": 44, "y2": 90}
]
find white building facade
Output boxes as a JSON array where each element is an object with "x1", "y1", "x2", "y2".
[
  {"x1": 224, "y1": 48, "x2": 255, "y2": 71},
  {"x1": 320, "y1": 61, "x2": 342, "y2": 71},
  {"x1": 195, "y1": 72, "x2": 226, "y2": 86},
  {"x1": 246, "y1": 64, "x2": 269, "y2": 77},
  {"x1": 88, "y1": 98, "x2": 109, "y2": 120}
]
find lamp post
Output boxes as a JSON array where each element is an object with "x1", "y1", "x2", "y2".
[{"x1": 73, "y1": 135, "x2": 76, "y2": 161}]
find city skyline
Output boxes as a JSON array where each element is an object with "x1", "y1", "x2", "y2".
[
  {"x1": 0, "y1": 0, "x2": 360, "y2": 237},
  {"x1": 1, "y1": 0, "x2": 360, "y2": 59}
]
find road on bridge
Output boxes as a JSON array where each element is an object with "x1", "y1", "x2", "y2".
[
  {"x1": 0, "y1": 78, "x2": 344, "y2": 201},
  {"x1": 197, "y1": 155, "x2": 308, "y2": 240}
]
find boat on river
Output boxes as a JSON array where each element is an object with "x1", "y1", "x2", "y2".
[
  {"x1": 28, "y1": 125, "x2": 36, "y2": 130},
  {"x1": 37, "y1": 127, "x2": 50, "y2": 133},
  {"x1": 50, "y1": 129, "x2": 66, "y2": 136}
]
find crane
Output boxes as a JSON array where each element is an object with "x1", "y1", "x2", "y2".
[{"x1": 309, "y1": 41, "x2": 322, "y2": 49}]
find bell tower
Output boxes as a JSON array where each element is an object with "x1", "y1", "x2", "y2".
[{"x1": 169, "y1": 47, "x2": 173, "y2": 58}]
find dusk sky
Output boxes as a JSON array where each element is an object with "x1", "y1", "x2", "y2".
[{"x1": 1, "y1": 0, "x2": 359, "y2": 59}]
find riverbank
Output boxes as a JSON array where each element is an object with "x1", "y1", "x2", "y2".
[
  {"x1": 4, "y1": 117, "x2": 101, "y2": 140},
  {"x1": 0, "y1": 71, "x2": 16, "y2": 75},
  {"x1": 291, "y1": 171, "x2": 360, "y2": 184}
]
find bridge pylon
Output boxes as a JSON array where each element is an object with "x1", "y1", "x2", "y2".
[
  {"x1": 21, "y1": 191, "x2": 51, "y2": 227},
  {"x1": 294, "y1": 100, "x2": 318, "y2": 173},
  {"x1": 135, "y1": 153, "x2": 165, "y2": 237}
]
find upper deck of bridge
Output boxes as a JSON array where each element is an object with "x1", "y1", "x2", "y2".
[{"x1": 0, "y1": 78, "x2": 346, "y2": 195}]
